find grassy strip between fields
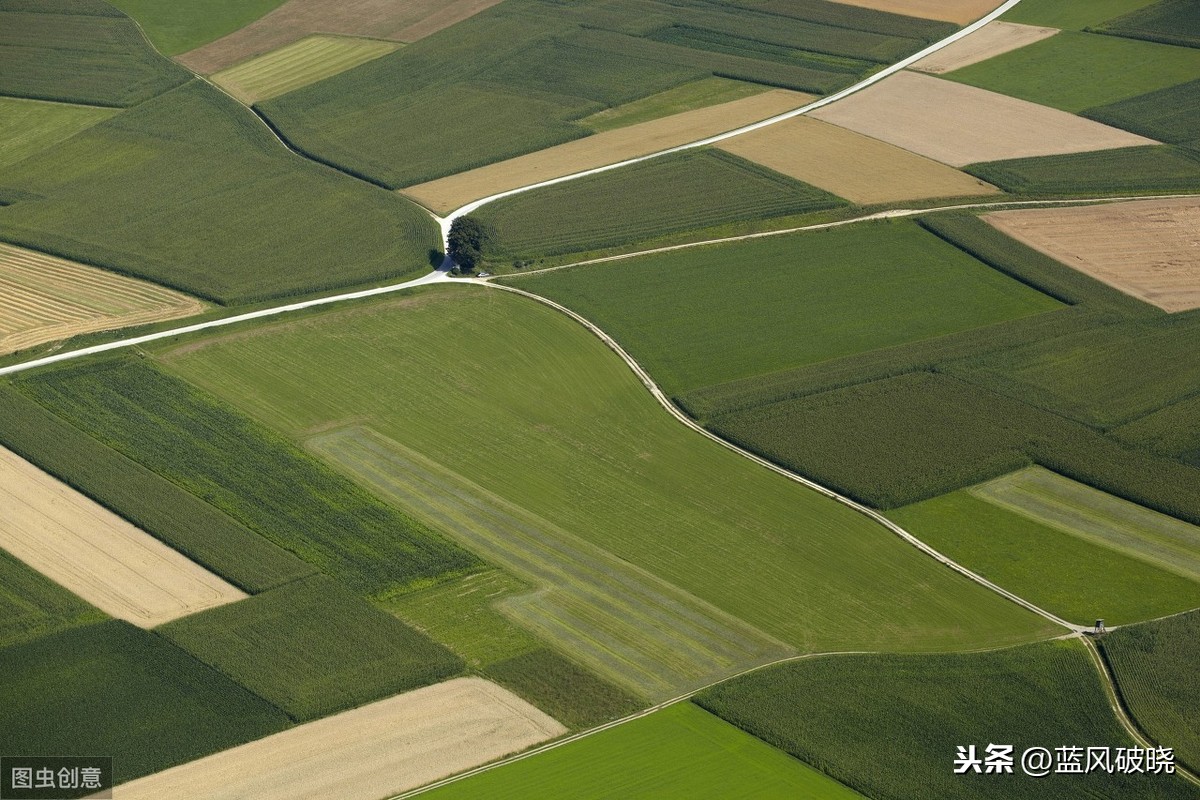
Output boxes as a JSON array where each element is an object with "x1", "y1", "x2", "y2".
[{"x1": 0, "y1": 548, "x2": 106, "y2": 651}]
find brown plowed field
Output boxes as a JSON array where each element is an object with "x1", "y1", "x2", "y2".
[
  {"x1": 985, "y1": 198, "x2": 1200, "y2": 312},
  {"x1": 717, "y1": 116, "x2": 1000, "y2": 204},
  {"x1": 116, "y1": 677, "x2": 567, "y2": 800},
  {"x1": 402, "y1": 89, "x2": 814, "y2": 214},
  {"x1": 826, "y1": 0, "x2": 1004, "y2": 24},
  {"x1": 0, "y1": 243, "x2": 203, "y2": 356},
  {"x1": 911, "y1": 21, "x2": 1059, "y2": 74},
  {"x1": 810, "y1": 71, "x2": 1156, "y2": 167},
  {"x1": 0, "y1": 446, "x2": 246, "y2": 628},
  {"x1": 177, "y1": 0, "x2": 504, "y2": 74}
]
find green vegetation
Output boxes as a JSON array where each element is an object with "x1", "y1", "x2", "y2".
[
  {"x1": 0, "y1": 621, "x2": 291, "y2": 784},
  {"x1": 16, "y1": 358, "x2": 479, "y2": 597},
  {"x1": 1085, "y1": 78, "x2": 1200, "y2": 143},
  {"x1": 0, "y1": 80, "x2": 440, "y2": 304},
  {"x1": 107, "y1": 0, "x2": 287, "y2": 56},
  {"x1": 476, "y1": 150, "x2": 845, "y2": 262},
  {"x1": 422, "y1": 702, "x2": 866, "y2": 799},
  {"x1": 1102, "y1": 610, "x2": 1200, "y2": 772},
  {"x1": 448, "y1": 215, "x2": 492, "y2": 272},
  {"x1": 1003, "y1": 0, "x2": 1160, "y2": 31},
  {"x1": 484, "y1": 649, "x2": 642, "y2": 729},
  {"x1": 966, "y1": 145, "x2": 1200, "y2": 195},
  {"x1": 0, "y1": 549, "x2": 105, "y2": 651},
  {"x1": 260, "y1": 0, "x2": 948, "y2": 187},
  {"x1": 580, "y1": 77, "x2": 769, "y2": 132},
  {"x1": 1112, "y1": 395, "x2": 1200, "y2": 467},
  {"x1": 0, "y1": 386, "x2": 313, "y2": 593},
  {"x1": 211, "y1": 35, "x2": 402, "y2": 104},
  {"x1": 159, "y1": 285, "x2": 1059, "y2": 661},
  {"x1": 0, "y1": 0, "x2": 190, "y2": 106},
  {"x1": 507, "y1": 220, "x2": 1061, "y2": 396},
  {"x1": 944, "y1": 31, "x2": 1200, "y2": 112},
  {"x1": 0, "y1": 97, "x2": 116, "y2": 170},
  {"x1": 889, "y1": 470, "x2": 1200, "y2": 625},
  {"x1": 159, "y1": 576, "x2": 462, "y2": 722},
  {"x1": 698, "y1": 640, "x2": 1197, "y2": 799},
  {"x1": 1095, "y1": 0, "x2": 1200, "y2": 49}
]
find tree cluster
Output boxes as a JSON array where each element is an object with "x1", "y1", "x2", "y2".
[{"x1": 447, "y1": 216, "x2": 492, "y2": 273}]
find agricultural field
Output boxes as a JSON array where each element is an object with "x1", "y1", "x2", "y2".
[
  {"x1": 401, "y1": 90, "x2": 814, "y2": 214},
  {"x1": 484, "y1": 649, "x2": 642, "y2": 730},
  {"x1": 0, "y1": 97, "x2": 116, "y2": 170},
  {"x1": 984, "y1": 198, "x2": 1200, "y2": 313},
  {"x1": 0, "y1": 80, "x2": 440, "y2": 304},
  {"x1": 910, "y1": 21, "x2": 1059, "y2": 73},
  {"x1": 107, "y1": 0, "x2": 287, "y2": 56},
  {"x1": 1094, "y1": 0, "x2": 1200, "y2": 49},
  {"x1": 472, "y1": 150, "x2": 843, "y2": 261},
  {"x1": 155, "y1": 285, "x2": 1059, "y2": 659},
  {"x1": 579, "y1": 77, "x2": 771, "y2": 132},
  {"x1": 1113, "y1": 395, "x2": 1200, "y2": 466},
  {"x1": 889, "y1": 467, "x2": 1200, "y2": 625},
  {"x1": 117, "y1": 678, "x2": 566, "y2": 800},
  {"x1": 0, "y1": 242, "x2": 204, "y2": 357},
  {"x1": 715, "y1": 117, "x2": 1000, "y2": 204},
  {"x1": 421, "y1": 702, "x2": 866, "y2": 799},
  {"x1": 1002, "y1": 0, "x2": 1160, "y2": 30},
  {"x1": 158, "y1": 575, "x2": 462, "y2": 722},
  {"x1": 0, "y1": 1, "x2": 190, "y2": 106},
  {"x1": 0, "y1": 548, "x2": 104, "y2": 651},
  {"x1": 0, "y1": 620, "x2": 292, "y2": 784},
  {"x1": 1085, "y1": 78, "x2": 1200, "y2": 143},
  {"x1": 697, "y1": 640, "x2": 1199, "y2": 799},
  {"x1": 824, "y1": 0, "x2": 1002, "y2": 24},
  {"x1": 942, "y1": 31, "x2": 1200, "y2": 112},
  {"x1": 210, "y1": 35, "x2": 402, "y2": 104},
  {"x1": 0, "y1": 444, "x2": 246, "y2": 628},
  {"x1": 809, "y1": 71, "x2": 1157, "y2": 167},
  {"x1": 968, "y1": 143, "x2": 1200, "y2": 195},
  {"x1": 1102, "y1": 610, "x2": 1200, "y2": 773},
  {"x1": 507, "y1": 220, "x2": 1061, "y2": 396}
]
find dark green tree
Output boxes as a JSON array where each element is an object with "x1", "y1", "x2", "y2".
[{"x1": 447, "y1": 216, "x2": 491, "y2": 272}]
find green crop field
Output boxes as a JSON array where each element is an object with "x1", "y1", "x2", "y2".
[
  {"x1": 421, "y1": 702, "x2": 865, "y2": 799},
  {"x1": 0, "y1": 549, "x2": 105, "y2": 651},
  {"x1": 1095, "y1": 0, "x2": 1200, "y2": 49},
  {"x1": 1085, "y1": 78, "x2": 1200, "y2": 143},
  {"x1": 159, "y1": 575, "x2": 462, "y2": 722},
  {"x1": 475, "y1": 150, "x2": 845, "y2": 262},
  {"x1": 0, "y1": 386, "x2": 313, "y2": 593},
  {"x1": 484, "y1": 649, "x2": 642, "y2": 730},
  {"x1": 943, "y1": 31, "x2": 1200, "y2": 113},
  {"x1": 579, "y1": 77, "x2": 770, "y2": 132},
  {"x1": 0, "y1": 97, "x2": 116, "y2": 170},
  {"x1": 154, "y1": 285, "x2": 1059, "y2": 663},
  {"x1": 0, "y1": 621, "x2": 291, "y2": 784},
  {"x1": 0, "y1": 1, "x2": 190, "y2": 106},
  {"x1": 16, "y1": 358, "x2": 478, "y2": 598},
  {"x1": 698, "y1": 640, "x2": 1197, "y2": 799},
  {"x1": 0, "y1": 80, "x2": 440, "y2": 304},
  {"x1": 889, "y1": 468, "x2": 1200, "y2": 625},
  {"x1": 107, "y1": 0, "x2": 287, "y2": 56},
  {"x1": 1003, "y1": 0, "x2": 1161, "y2": 30},
  {"x1": 211, "y1": 35, "x2": 402, "y2": 104},
  {"x1": 506, "y1": 220, "x2": 1061, "y2": 396},
  {"x1": 967, "y1": 144, "x2": 1200, "y2": 195},
  {"x1": 1102, "y1": 610, "x2": 1200, "y2": 773},
  {"x1": 1113, "y1": 395, "x2": 1200, "y2": 467}
]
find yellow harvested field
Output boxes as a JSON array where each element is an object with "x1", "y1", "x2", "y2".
[
  {"x1": 826, "y1": 0, "x2": 1004, "y2": 24},
  {"x1": 911, "y1": 21, "x2": 1059, "y2": 74},
  {"x1": 717, "y1": 117, "x2": 1000, "y2": 204},
  {"x1": 985, "y1": 198, "x2": 1200, "y2": 313},
  {"x1": 0, "y1": 243, "x2": 204, "y2": 356},
  {"x1": 211, "y1": 35, "x2": 401, "y2": 104},
  {"x1": 402, "y1": 89, "x2": 814, "y2": 214},
  {"x1": 116, "y1": 677, "x2": 567, "y2": 800},
  {"x1": 0, "y1": 446, "x2": 245, "y2": 628},
  {"x1": 809, "y1": 71, "x2": 1157, "y2": 167}
]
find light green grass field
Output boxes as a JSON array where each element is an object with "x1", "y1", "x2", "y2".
[
  {"x1": 211, "y1": 35, "x2": 402, "y2": 104},
  {"x1": 107, "y1": 0, "x2": 287, "y2": 56},
  {"x1": 889, "y1": 467, "x2": 1200, "y2": 625},
  {"x1": 157, "y1": 285, "x2": 1059, "y2": 661},
  {"x1": 506, "y1": 220, "x2": 1061, "y2": 396},
  {"x1": 0, "y1": 549, "x2": 105, "y2": 651},
  {"x1": 579, "y1": 77, "x2": 770, "y2": 132},
  {"x1": 420, "y1": 702, "x2": 865, "y2": 799},
  {"x1": 1003, "y1": 0, "x2": 1161, "y2": 30},
  {"x1": 944, "y1": 31, "x2": 1200, "y2": 112},
  {"x1": 0, "y1": 97, "x2": 116, "y2": 170}
]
